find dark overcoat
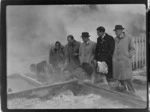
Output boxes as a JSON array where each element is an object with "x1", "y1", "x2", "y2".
[{"x1": 94, "y1": 33, "x2": 115, "y2": 79}]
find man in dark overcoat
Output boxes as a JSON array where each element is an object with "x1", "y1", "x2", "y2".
[{"x1": 94, "y1": 26, "x2": 115, "y2": 82}]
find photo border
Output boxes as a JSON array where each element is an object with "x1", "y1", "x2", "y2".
[{"x1": 1, "y1": 0, "x2": 148, "y2": 112}]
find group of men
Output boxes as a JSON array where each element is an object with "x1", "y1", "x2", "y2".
[{"x1": 49, "y1": 25, "x2": 136, "y2": 93}]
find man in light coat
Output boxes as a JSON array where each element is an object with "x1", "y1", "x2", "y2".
[
  {"x1": 113, "y1": 25, "x2": 136, "y2": 93},
  {"x1": 79, "y1": 32, "x2": 96, "y2": 82}
]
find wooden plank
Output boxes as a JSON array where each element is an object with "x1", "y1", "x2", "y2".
[
  {"x1": 138, "y1": 37, "x2": 140, "y2": 68},
  {"x1": 135, "y1": 37, "x2": 138, "y2": 69},
  {"x1": 143, "y1": 37, "x2": 145, "y2": 66},
  {"x1": 144, "y1": 37, "x2": 146, "y2": 66},
  {"x1": 144, "y1": 37, "x2": 146, "y2": 65},
  {"x1": 132, "y1": 38, "x2": 135, "y2": 70},
  {"x1": 141, "y1": 37, "x2": 143, "y2": 67},
  {"x1": 7, "y1": 79, "x2": 77, "y2": 100},
  {"x1": 81, "y1": 81, "x2": 146, "y2": 108},
  {"x1": 142, "y1": 37, "x2": 145, "y2": 67},
  {"x1": 139, "y1": 37, "x2": 142, "y2": 68},
  {"x1": 133, "y1": 37, "x2": 136, "y2": 70},
  {"x1": 132, "y1": 36, "x2": 146, "y2": 69},
  {"x1": 134, "y1": 37, "x2": 136, "y2": 69}
]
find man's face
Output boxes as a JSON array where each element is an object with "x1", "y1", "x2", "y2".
[
  {"x1": 97, "y1": 30, "x2": 104, "y2": 37},
  {"x1": 82, "y1": 37, "x2": 89, "y2": 43},
  {"x1": 115, "y1": 29, "x2": 123, "y2": 37},
  {"x1": 67, "y1": 37, "x2": 72, "y2": 43},
  {"x1": 55, "y1": 43, "x2": 60, "y2": 49}
]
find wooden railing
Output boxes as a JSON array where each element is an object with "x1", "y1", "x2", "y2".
[{"x1": 132, "y1": 36, "x2": 146, "y2": 70}]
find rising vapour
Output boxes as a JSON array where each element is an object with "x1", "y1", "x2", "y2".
[{"x1": 7, "y1": 5, "x2": 146, "y2": 75}]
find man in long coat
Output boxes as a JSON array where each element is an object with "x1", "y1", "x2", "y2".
[
  {"x1": 94, "y1": 26, "x2": 115, "y2": 82},
  {"x1": 64, "y1": 35, "x2": 80, "y2": 72},
  {"x1": 113, "y1": 25, "x2": 136, "y2": 93}
]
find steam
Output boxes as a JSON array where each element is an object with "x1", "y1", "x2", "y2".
[{"x1": 7, "y1": 5, "x2": 146, "y2": 75}]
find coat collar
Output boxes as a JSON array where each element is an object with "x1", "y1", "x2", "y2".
[
  {"x1": 68, "y1": 40, "x2": 76, "y2": 46},
  {"x1": 98, "y1": 33, "x2": 107, "y2": 40},
  {"x1": 101, "y1": 33, "x2": 106, "y2": 39},
  {"x1": 83, "y1": 40, "x2": 92, "y2": 45},
  {"x1": 115, "y1": 33, "x2": 126, "y2": 42}
]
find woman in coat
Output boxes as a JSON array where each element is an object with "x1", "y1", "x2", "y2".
[
  {"x1": 113, "y1": 25, "x2": 136, "y2": 93},
  {"x1": 49, "y1": 41, "x2": 65, "y2": 70}
]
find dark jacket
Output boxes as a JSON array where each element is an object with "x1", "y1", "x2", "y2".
[
  {"x1": 94, "y1": 33, "x2": 115, "y2": 62},
  {"x1": 94, "y1": 33, "x2": 115, "y2": 79}
]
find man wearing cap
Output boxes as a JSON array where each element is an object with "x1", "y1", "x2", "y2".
[
  {"x1": 113, "y1": 25, "x2": 136, "y2": 93},
  {"x1": 94, "y1": 26, "x2": 115, "y2": 84},
  {"x1": 79, "y1": 32, "x2": 96, "y2": 82}
]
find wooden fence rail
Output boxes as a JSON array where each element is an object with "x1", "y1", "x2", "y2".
[{"x1": 132, "y1": 36, "x2": 146, "y2": 70}]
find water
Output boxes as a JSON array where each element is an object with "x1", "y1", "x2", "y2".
[{"x1": 8, "y1": 90, "x2": 130, "y2": 109}]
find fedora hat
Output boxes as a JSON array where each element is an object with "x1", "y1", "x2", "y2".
[
  {"x1": 113, "y1": 25, "x2": 125, "y2": 31},
  {"x1": 81, "y1": 32, "x2": 91, "y2": 37}
]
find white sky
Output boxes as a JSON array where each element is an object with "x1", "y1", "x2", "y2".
[{"x1": 107, "y1": 4, "x2": 146, "y2": 14}]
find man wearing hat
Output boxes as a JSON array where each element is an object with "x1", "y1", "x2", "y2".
[
  {"x1": 113, "y1": 25, "x2": 136, "y2": 93},
  {"x1": 79, "y1": 32, "x2": 96, "y2": 82},
  {"x1": 94, "y1": 26, "x2": 115, "y2": 84}
]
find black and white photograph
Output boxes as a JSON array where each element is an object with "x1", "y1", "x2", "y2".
[
  {"x1": 148, "y1": 0, "x2": 150, "y2": 110},
  {"x1": 6, "y1": 4, "x2": 147, "y2": 109},
  {"x1": 148, "y1": 0, "x2": 150, "y2": 10}
]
